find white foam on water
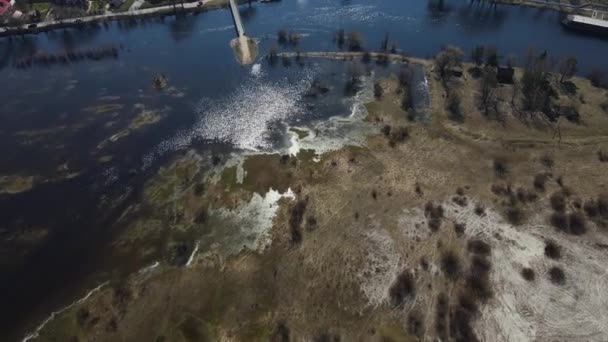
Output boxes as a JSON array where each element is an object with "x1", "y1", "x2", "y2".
[
  {"x1": 143, "y1": 69, "x2": 314, "y2": 168},
  {"x1": 22, "y1": 282, "x2": 109, "y2": 342},
  {"x1": 251, "y1": 63, "x2": 262, "y2": 77},
  {"x1": 288, "y1": 4, "x2": 404, "y2": 27}
]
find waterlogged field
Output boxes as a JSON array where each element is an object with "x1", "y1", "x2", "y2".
[{"x1": 1, "y1": 0, "x2": 608, "y2": 341}]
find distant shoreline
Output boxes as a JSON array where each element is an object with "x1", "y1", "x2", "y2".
[
  {"x1": 0, "y1": 0, "x2": 230, "y2": 38},
  {"x1": 481, "y1": 0, "x2": 608, "y2": 14}
]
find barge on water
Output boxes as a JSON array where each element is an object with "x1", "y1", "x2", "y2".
[{"x1": 562, "y1": 11, "x2": 608, "y2": 35}]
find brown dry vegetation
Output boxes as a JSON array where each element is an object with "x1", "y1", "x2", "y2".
[{"x1": 35, "y1": 60, "x2": 608, "y2": 342}]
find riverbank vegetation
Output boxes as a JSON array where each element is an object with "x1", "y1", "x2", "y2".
[{"x1": 31, "y1": 41, "x2": 608, "y2": 341}]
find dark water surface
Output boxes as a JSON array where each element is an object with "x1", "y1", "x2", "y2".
[{"x1": 0, "y1": 0, "x2": 607, "y2": 340}]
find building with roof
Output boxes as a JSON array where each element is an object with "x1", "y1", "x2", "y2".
[{"x1": 0, "y1": 0, "x2": 12, "y2": 16}]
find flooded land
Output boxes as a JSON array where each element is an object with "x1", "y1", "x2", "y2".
[{"x1": 1, "y1": 0, "x2": 608, "y2": 341}]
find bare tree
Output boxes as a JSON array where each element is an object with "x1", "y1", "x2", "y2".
[
  {"x1": 480, "y1": 66, "x2": 499, "y2": 117},
  {"x1": 346, "y1": 31, "x2": 363, "y2": 51},
  {"x1": 471, "y1": 45, "x2": 484, "y2": 67},
  {"x1": 558, "y1": 57, "x2": 577, "y2": 84},
  {"x1": 485, "y1": 46, "x2": 499, "y2": 67},
  {"x1": 434, "y1": 45, "x2": 464, "y2": 81},
  {"x1": 521, "y1": 50, "x2": 555, "y2": 117}
]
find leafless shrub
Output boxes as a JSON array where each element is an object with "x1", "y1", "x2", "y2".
[
  {"x1": 474, "y1": 204, "x2": 485, "y2": 216},
  {"x1": 454, "y1": 222, "x2": 466, "y2": 237},
  {"x1": 441, "y1": 251, "x2": 461, "y2": 280},
  {"x1": 389, "y1": 270, "x2": 416, "y2": 307},
  {"x1": 548, "y1": 266, "x2": 566, "y2": 285},
  {"x1": 599, "y1": 150, "x2": 608, "y2": 163},
  {"x1": 425, "y1": 201, "x2": 444, "y2": 231},
  {"x1": 435, "y1": 293, "x2": 449, "y2": 340},
  {"x1": 272, "y1": 322, "x2": 290, "y2": 342},
  {"x1": 550, "y1": 192, "x2": 566, "y2": 212},
  {"x1": 544, "y1": 240, "x2": 561, "y2": 260},
  {"x1": 452, "y1": 195, "x2": 468, "y2": 207},
  {"x1": 493, "y1": 158, "x2": 508, "y2": 178},
  {"x1": 467, "y1": 239, "x2": 491, "y2": 256},
  {"x1": 374, "y1": 81, "x2": 383, "y2": 99},
  {"x1": 289, "y1": 200, "x2": 307, "y2": 244},
  {"x1": 521, "y1": 267, "x2": 535, "y2": 281},
  {"x1": 407, "y1": 311, "x2": 424, "y2": 338},
  {"x1": 505, "y1": 207, "x2": 524, "y2": 225}
]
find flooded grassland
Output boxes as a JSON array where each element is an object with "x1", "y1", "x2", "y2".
[{"x1": 31, "y1": 57, "x2": 608, "y2": 341}]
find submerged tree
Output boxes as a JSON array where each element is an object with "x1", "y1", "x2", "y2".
[
  {"x1": 347, "y1": 31, "x2": 363, "y2": 51},
  {"x1": 335, "y1": 29, "x2": 345, "y2": 49}
]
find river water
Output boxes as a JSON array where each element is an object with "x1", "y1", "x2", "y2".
[{"x1": 0, "y1": 0, "x2": 606, "y2": 340}]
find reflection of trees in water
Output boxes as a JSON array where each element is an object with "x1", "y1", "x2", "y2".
[
  {"x1": 427, "y1": 0, "x2": 455, "y2": 23},
  {"x1": 426, "y1": 0, "x2": 508, "y2": 31},
  {"x1": 239, "y1": 6, "x2": 257, "y2": 24},
  {"x1": 45, "y1": 24, "x2": 102, "y2": 50},
  {"x1": 0, "y1": 36, "x2": 39, "y2": 70},
  {"x1": 455, "y1": 1, "x2": 509, "y2": 32},
  {"x1": 168, "y1": 13, "x2": 199, "y2": 41}
]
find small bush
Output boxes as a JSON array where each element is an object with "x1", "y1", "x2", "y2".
[
  {"x1": 517, "y1": 187, "x2": 538, "y2": 202},
  {"x1": 540, "y1": 154, "x2": 554, "y2": 168},
  {"x1": 468, "y1": 239, "x2": 491, "y2": 256},
  {"x1": 550, "y1": 211, "x2": 586, "y2": 235},
  {"x1": 544, "y1": 240, "x2": 561, "y2": 260},
  {"x1": 388, "y1": 126, "x2": 409, "y2": 147},
  {"x1": 381, "y1": 124, "x2": 391, "y2": 137},
  {"x1": 374, "y1": 81, "x2": 383, "y2": 99},
  {"x1": 550, "y1": 192, "x2": 566, "y2": 212},
  {"x1": 599, "y1": 150, "x2": 608, "y2": 163},
  {"x1": 493, "y1": 158, "x2": 508, "y2": 178},
  {"x1": 548, "y1": 266, "x2": 566, "y2": 285},
  {"x1": 584, "y1": 199, "x2": 599, "y2": 217},
  {"x1": 389, "y1": 270, "x2": 416, "y2": 306},
  {"x1": 441, "y1": 251, "x2": 461, "y2": 280},
  {"x1": 468, "y1": 263, "x2": 492, "y2": 300},
  {"x1": 452, "y1": 195, "x2": 468, "y2": 207},
  {"x1": 306, "y1": 216, "x2": 318, "y2": 232},
  {"x1": 454, "y1": 222, "x2": 465, "y2": 237},
  {"x1": 425, "y1": 201, "x2": 444, "y2": 231},
  {"x1": 407, "y1": 312, "x2": 424, "y2": 338},
  {"x1": 435, "y1": 293, "x2": 449, "y2": 340},
  {"x1": 447, "y1": 91, "x2": 464, "y2": 122},
  {"x1": 505, "y1": 207, "x2": 524, "y2": 225},
  {"x1": 272, "y1": 322, "x2": 290, "y2": 342},
  {"x1": 521, "y1": 267, "x2": 535, "y2": 281},
  {"x1": 474, "y1": 204, "x2": 485, "y2": 216},
  {"x1": 193, "y1": 183, "x2": 205, "y2": 196},
  {"x1": 550, "y1": 212, "x2": 568, "y2": 231},
  {"x1": 533, "y1": 173, "x2": 548, "y2": 191},
  {"x1": 289, "y1": 200, "x2": 307, "y2": 244},
  {"x1": 568, "y1": 212, "x2": 586, "y2": 235},
  {"x1": 193, "y1": 208, "x2": 207, "y2": 224}
]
